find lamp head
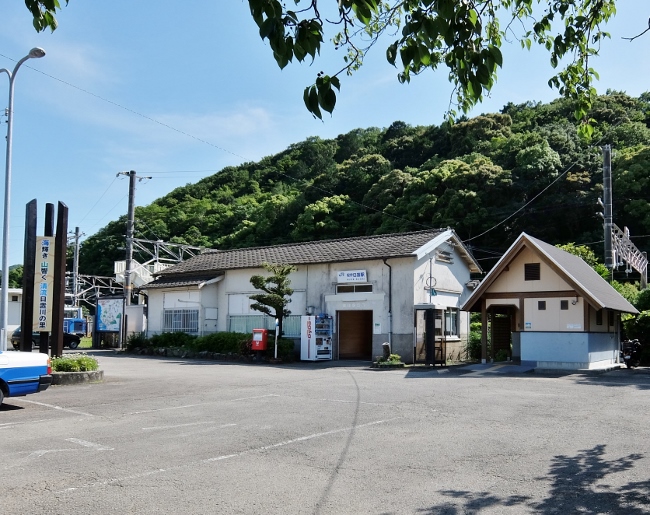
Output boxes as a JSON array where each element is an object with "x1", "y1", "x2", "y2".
[{"x1": 28, "y1": 48, "x2": 46, "y2": 59}]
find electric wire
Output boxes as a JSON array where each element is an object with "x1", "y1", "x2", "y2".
[
  {"x1": 3, "y1": 58, "x2": 248, "y2": 162},
  {"x1": 77, "y1": 175, "x2": 119, "y2": 225},
  {"x1": 3, "y1": 54, "x2": 641, "y2": 249},
  {"x1": 461, "y1": 119, "x2": 625, "y2": 244}
]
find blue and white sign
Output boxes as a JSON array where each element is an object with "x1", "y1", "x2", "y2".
[{"x1": 337, "y1": 270, "x2": 367, "y2": 283}]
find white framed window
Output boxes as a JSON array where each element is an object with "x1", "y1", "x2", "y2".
[
  {"x1": 163, "y1": 309, "x2": 199, "y2": 333},
  {"x1": 444, "y1": 309, "x2": 460, "y2": 338}
]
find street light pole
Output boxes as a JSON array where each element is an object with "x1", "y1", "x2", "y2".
[{"x1": 0, "y1": 47, "x2": 45, "y2": 351}]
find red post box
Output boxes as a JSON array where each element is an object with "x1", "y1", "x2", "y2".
[{"x1": 251, "y1": 329, "x2": 268, "y2": 351}]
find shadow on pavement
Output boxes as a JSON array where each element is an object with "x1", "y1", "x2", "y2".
[{"x1": 414, "y1": 445, "x2": 649, "y2": 514}]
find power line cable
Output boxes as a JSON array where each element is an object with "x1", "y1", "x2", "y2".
[
  {"x1": 77, "y1": 175, "x2": 119, "y2": 225},
  {"x1": 462, "y1": 119, "x2": 625, "y2": 244},
  {"x1": 4, "y1": 57, "x2": 433, "y2": 231},
  {"x1": 4, "y1": 54, "x2": 637, "y2": 244},
  {"x1": 85, "y1": 195, "x2": 129, "y2": 233},
  {"x1": 1, "y1": 57, "x2": 249, "y2": 162}
]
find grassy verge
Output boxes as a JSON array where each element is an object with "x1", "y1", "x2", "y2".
[{"x1": 78, "y1": 337, "x2": 92, "y2": 349}]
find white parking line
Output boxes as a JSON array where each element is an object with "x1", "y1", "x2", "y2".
[
  {"x1": 0, "y1": 419, "x2": 49, "y2": 430},
  {"x1": 127, "y1": 394, "x2": 280, "y2": 415},
  {"x1": 127, "y1": 404, "x2": 204, "y2": 415},
  {"x1": 17, "y1": 399, "x2": 93, "y2": 417},
  {"x1": 317, "y1": 398, "x2": 385, "y2": 406},
  {"x1": 65, "y1": 438, "x2": 114, "y2": 451},
  {"x1": 59, "y1": 417, "x2": 400, "y2": 493},
  {"x1": 142, "y1": 422, "x2": 236, "y2": 432}
]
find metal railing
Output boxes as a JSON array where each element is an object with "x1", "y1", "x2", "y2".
[{"x1": 227, "y1": 314, "x2": 301, "y2": 337}]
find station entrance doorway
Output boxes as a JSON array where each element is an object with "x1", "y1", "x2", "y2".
[
  {"x1": 414, "y1": 307, "x2": 447, "y2": 366},
  {"x1": 338, "y1": 310, "x2": 373, "y2": 360}
]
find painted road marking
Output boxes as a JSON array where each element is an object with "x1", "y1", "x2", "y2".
[
  {"x1": 128, "y1": 404, "x2": 204, "y2": 415},
  {"x1": 58, "y1": 417, "x2": 400, "y2": 493},
  {"x1": 127, "y1": 394, "x2": 280, "y2": 415},
  {"x1": 65, "y1": 438, "x2": 114, "y2": 451},
  {"x1": 0, "y1": 419, "x2": 50, "y2": 430},
  {"x1": 142, "y1": 422, "x2": 236, "y2": 432},
  {"x1": 17, "y1": 399, "x2": 93, "y2": 417}
]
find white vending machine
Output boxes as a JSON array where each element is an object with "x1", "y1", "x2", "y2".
[{"x1": 300, "y1": 315, "x2": 333, "y2": 361}]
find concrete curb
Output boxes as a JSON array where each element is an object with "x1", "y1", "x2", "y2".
[{"x1": 52, "y1": 370, "x2": 104, "y2": 385}]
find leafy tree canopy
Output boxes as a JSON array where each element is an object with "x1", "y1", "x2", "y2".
[
  {"x1": 246, "y1": 0, "x2": 618, "y2": 137},
  {"x1": 76, "y1": 92, "x2": 650, "y2": 281},
  {"x1": 25, "y1": 0, "x2": 621, "y2": 137},
  {"x1": 249, "y1": 262, "x2": 297, "y2": 336}
]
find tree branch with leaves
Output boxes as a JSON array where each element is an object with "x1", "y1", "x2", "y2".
[
  {"x1": 22, "y1": 1, "x2": 641, "y2": 138},
  {"x1": 249, "y1": 262, "x2": 297, "y2": 338},
  {"x1": 247, "y1": 0, "x2": 620, "y2": 138}
]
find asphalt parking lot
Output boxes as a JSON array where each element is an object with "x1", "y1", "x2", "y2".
[{"x1": 2, "y1": 352, "x2": 650, "y2": 514}]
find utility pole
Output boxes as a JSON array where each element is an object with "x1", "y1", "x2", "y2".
[
  {"x1": 602, "y1": 145, "x2": 613, "y2": 270},
  {"x1": 70, "y1": 226, "x2": 84, "y2": 312},
  {"x1": 598, "y1": 145, "x2": 648, "y2": 288},
  {"x1": 117, "y1": 170, "x2": 151, "y2": 305}
]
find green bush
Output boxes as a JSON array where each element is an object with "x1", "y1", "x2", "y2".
[
  {"x1": 623, "y1": 311, "x2": 650, "y2": 346},
  {"x1": 375, "y1": 353, "x2": 403, "y2": 364},
  {"x1": 124, "y1": 331, "x2": 296, "y2": 362},
  {"x1": 494, "y1": 349, "x2": 509, "y2": 362},
  {"x1": 126, "y1": 332, "x2": 150, "y2": 351},
  {"x1": 264, "y1": 337, "x2": 295, "y2": 361},
  {"x1": 52, "y1": 353, "x2": 99, "y2": 372},
  {"x1": 150, "y1": 332, "x2": 197, "y2": 348},
  {"x1": 190, "y1": 332, "x2": 249, "y2": 354},
  {"x1": 466, "y1": 330, "x2": 482, "y2": 361}
]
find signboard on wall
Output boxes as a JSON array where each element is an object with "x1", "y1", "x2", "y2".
[
  {"x1": 32, "y1": 236, "x2": 55, "y2": 331},
  {"x1": 96, "y1": 297, "x2": 124, "y2": 332},
  {"x1": 337, "y1": 270, "x2": 367, "y2": 283}
]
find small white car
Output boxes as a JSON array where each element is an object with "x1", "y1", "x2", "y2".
[{"x1": 0, "y1": 351, "x2": 52, "y2": 406}]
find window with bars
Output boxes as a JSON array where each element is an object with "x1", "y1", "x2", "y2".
[
  {"x1": 524, "y1": 263, "x2": 541, "y2": 281},
  {"x1": 163, "y1": 309, "x2": 199, "y2": 333}
]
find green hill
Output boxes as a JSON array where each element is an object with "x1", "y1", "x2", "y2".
[{"x1": 79, "y1": 92, "x2": 650, "y2": 277}]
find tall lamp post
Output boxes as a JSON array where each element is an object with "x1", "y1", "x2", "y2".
[{"x1": 0, "y1": 47, "x2": 45, "y2": 351}]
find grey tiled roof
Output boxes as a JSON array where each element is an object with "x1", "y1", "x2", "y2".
[
  {"x1": 462, "y1": 232, "x2": 638, "y2": 314},
  {"x1": 526, "y1": 234, "x2": 638, "y2": 313},
  {"x1": 143, "y1": 274, "x2": 218, "y2": 289},
  {"x1": 158, "y1": 229, "x2": 448, "y2": 276}
]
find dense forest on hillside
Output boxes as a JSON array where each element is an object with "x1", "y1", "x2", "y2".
[{"x1": 79, "y1": 92, "x2": 650, "y2": 278}]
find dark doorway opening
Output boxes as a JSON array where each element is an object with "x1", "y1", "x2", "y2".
[{"x1": 338, "y1": 310, "x2": 373, "y2": 360}]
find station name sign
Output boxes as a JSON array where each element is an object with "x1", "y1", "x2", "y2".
[
  {"x1": 337, "y1": 270, "x2": 367, "y2": 283},
  {"x1": 33, "y1": 236, "x2": 55, "y2": 332}
]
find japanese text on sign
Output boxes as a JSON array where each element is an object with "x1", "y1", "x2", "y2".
[
  {"x1": 336, "y1": 270, "x2": 367, "y2": 283},
  {"x1": 32, "y1": 237, "x2": 55, "y2": 332}
]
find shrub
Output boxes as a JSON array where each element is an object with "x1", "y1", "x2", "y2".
[
  {"x1": 126, "y1": 332, "x2": 150, "y2": 351},
  {"x1": 264, "y1": 337, "x2": 295, "y2": 361},
  {"x1": 52, "y1": 353, "x2": 99, "y2": 372},
  {"x1": 150, "y1": 332, "x2": 197, "y2": 348},
  {"x1": 623, "y1": 311, "x2": 650, "y2": 346},
  {"x1": 190, "y1": 332, "x2": 249, "y2": 354},
  {"x1": 466, "y1": 330, "x2": 482, "y2": 361},
  {"x1": 494, "y1": 349, "x2": 509, "y2": 362},
  {"x1": 375, "y1": 353, "x2": 403, "y2": 364}
]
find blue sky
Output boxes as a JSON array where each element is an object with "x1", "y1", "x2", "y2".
[{"x1": 0, "y1": 1, "x2": 648, "y2": 266}]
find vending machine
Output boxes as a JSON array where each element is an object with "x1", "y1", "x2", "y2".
[{"x1": 300, "y1": 315, "x2": 333, "y2": 361}]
